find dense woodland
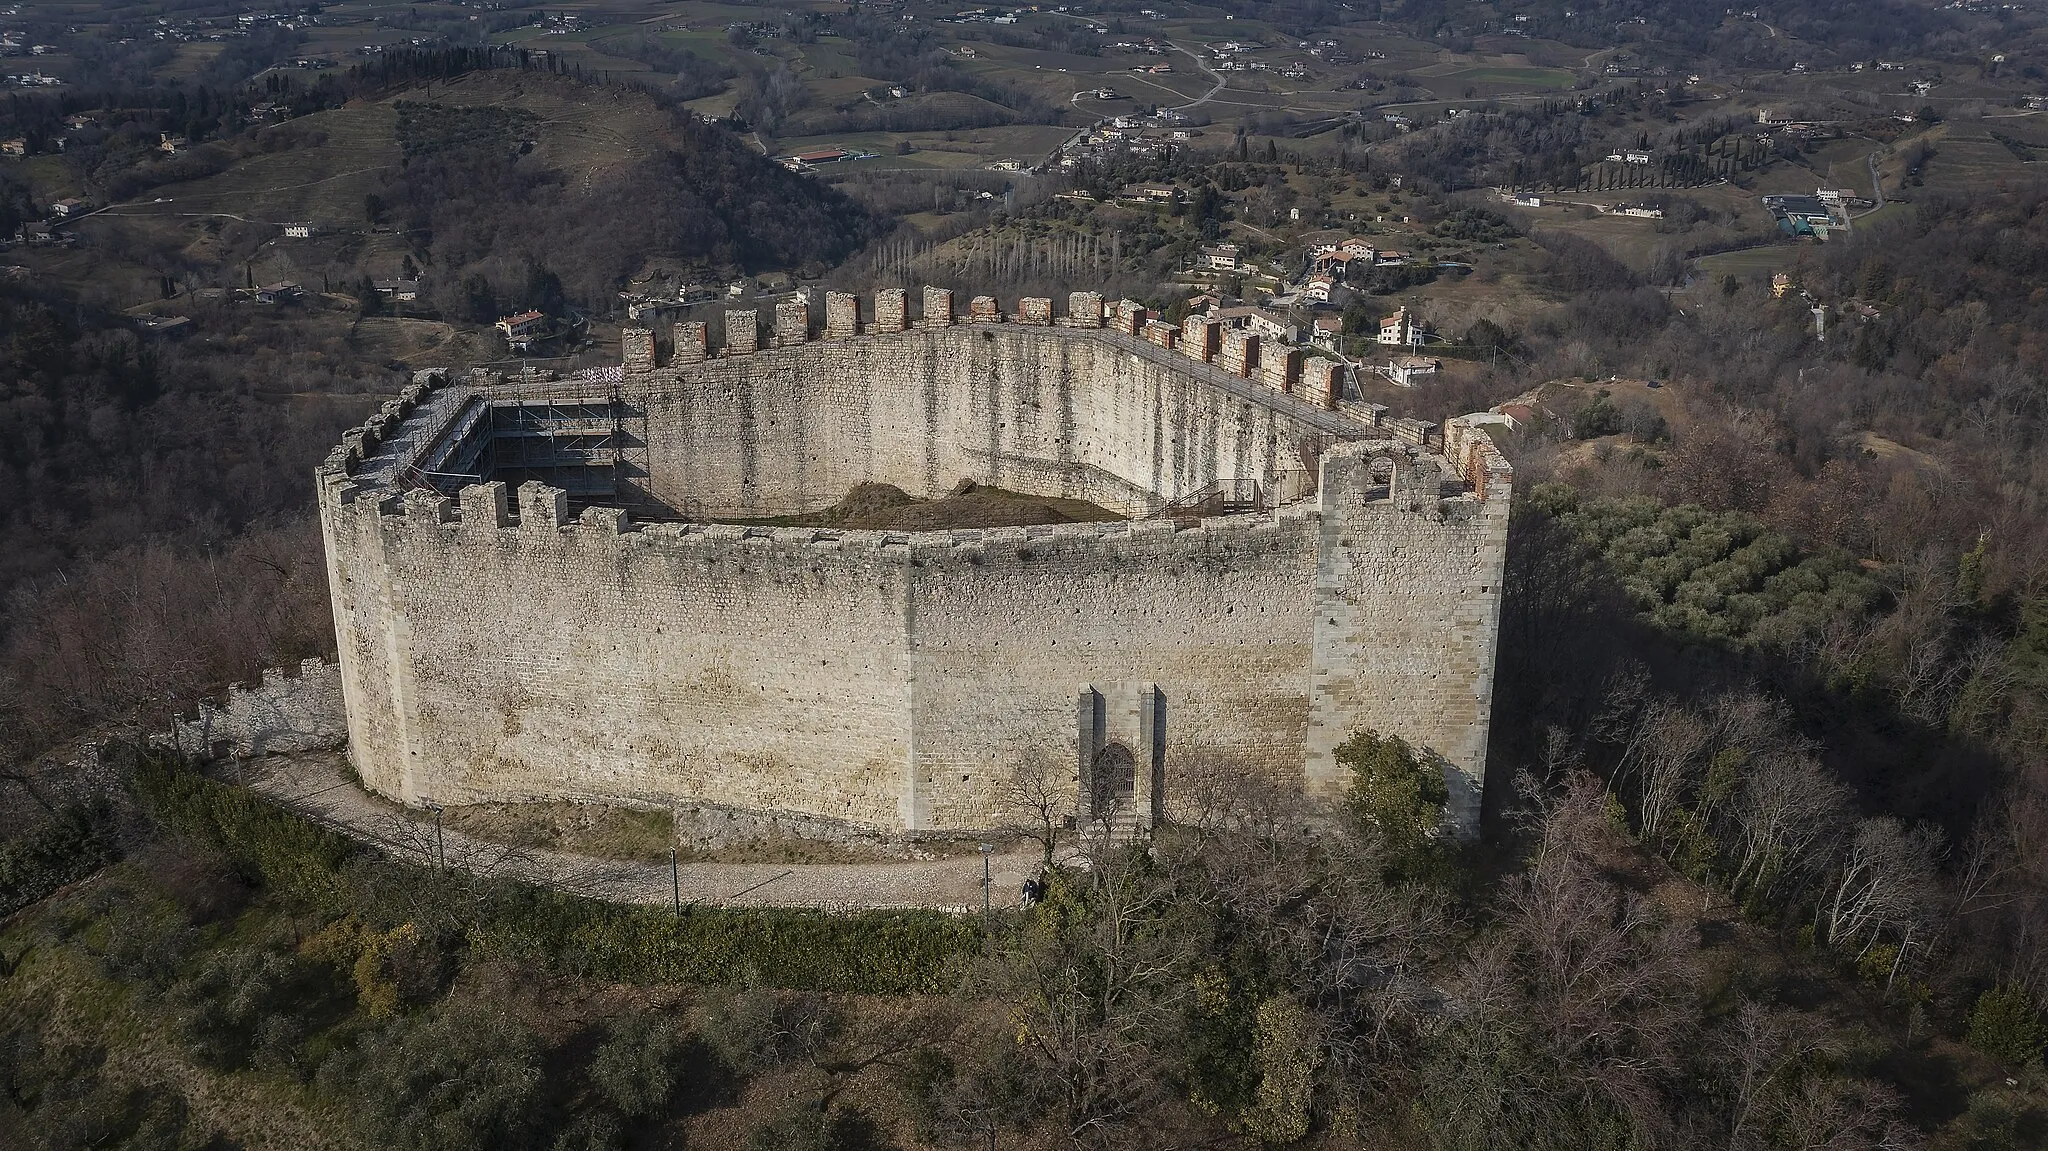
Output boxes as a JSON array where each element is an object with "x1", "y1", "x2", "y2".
[{"x1": 380, "y1": 98, "x2": 881, "y2": 314}]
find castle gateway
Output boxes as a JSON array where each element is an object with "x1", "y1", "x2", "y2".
[{"x1": 316, "y1": 290, "x2": 1513, "y2": 837}]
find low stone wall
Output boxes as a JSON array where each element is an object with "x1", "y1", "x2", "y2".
[{"x1": 165, "y1": 658, "x2": 347, "y2": 759}]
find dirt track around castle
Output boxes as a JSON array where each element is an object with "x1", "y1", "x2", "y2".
[{"x1": 226, "y1": 753, "x2": 1044, "y2": 913}]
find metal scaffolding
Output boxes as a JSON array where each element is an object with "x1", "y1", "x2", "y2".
[{"x1": 399, "y1": 382, "x2": 650, "y2": 513}]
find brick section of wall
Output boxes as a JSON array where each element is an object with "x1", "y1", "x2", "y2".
[
  {"x1": 1144, "y1": 320, "x2": 1178, "y2": 349},
  {"x1": 968, "y1": 295, "x2": 1001, "y2": 322},
  {"x1": 1113, "y1": 300, "x2": 1145, "y2": 336},
  {"x1": 1067, "y1": 292, "x2": 1104, "y2": 327},
  {"x1": 1017, "y1": 297, "x2": 1053, "y2": 325},
  {"x1": 1181, "y1": 316, "x2": 1220, "y2": 362},
  {"x1": 1303, "y1": 358, "x2": 1343, "y2": 410},
  {"x1": 922, "y1": 287, "x2": 953, "y2": 328}
]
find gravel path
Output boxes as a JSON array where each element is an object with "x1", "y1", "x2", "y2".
[{"x1": 227, "y1": 754, "x2": 1045, "y2": 914}]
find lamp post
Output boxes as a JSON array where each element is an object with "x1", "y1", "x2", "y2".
[
  {"x1": 979, "y1": 843, "x2": 995, "y2": 957},
  {"x1": 980, "y1": 843, "x2": 994, "y2": 916},
  {"x1": 429, "y1": 803, "x2": 446, "y2": 870}
]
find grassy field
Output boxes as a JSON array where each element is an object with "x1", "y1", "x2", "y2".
[
  {"x1": 778, "y1": 123, "x2": 1075, "y2": 169},
  {"x1": 1918, "y1": 126, "x2": 2037, "y2": 193},
  {"x1": 108, "y1": 103, "x2": 401, "y2": 227},
  {"x1": 1695, "y1": 245, "x2": 1799, "y2": 282},
  {"x1": 1408, "y1": 59, "x2": 1579, "y2": 98}
]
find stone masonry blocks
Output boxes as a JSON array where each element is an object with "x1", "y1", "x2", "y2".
[
  {"x1": 724, "y1": 310, "x2": 758, "y2": 356},
  {"x1": 922, "y1": 286, "x2": 953, "y2": 328},
  {"x1": 673, "y1": 321, "x2": 708, "y2": 365},
  {"x1": 1262, "y1": 346, "x2": 1305, "y2": 394},
  {"x1": 969, "y1": 295, "x2": 1001, "y2": 322},
  {"x1": 622, "y1": 327, "x2": 655, "y2": 372},
  {"x1": 1018, "y1": 297, "x2": 1053, "y2": 325},
  {"x1": 459, "y1": 481, "x2": 510, "y2": 529},
  {"x1": 774, "y1": 298, "x2": 810, "y2": 346},
  {"x1": 875, "y1": 289, "x2": 908, "y2": 333},
  {"x1": 1220, "y1": 330, "x2": 1258, "y2": 378},
  {"x1": 1182, "y1": 316, "x2": 1220, "y2": 362},
  {"x1": 1068, "y1": 292, "x2": 1104, "y2": 327},
  {"x1": 825, "y1": 292, "x2": 859, "y2": 339}
]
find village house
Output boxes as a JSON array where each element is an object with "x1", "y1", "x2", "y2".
[
  {"x1": 136, "y1": 314, "x2": 194, "y2": 337},
  {"x1": 1310, "y1": 314, "x2": 1344, "y2": 350},
  {"x1": 1117, "y1": 183, "x2": 1181, "y2": 203},
  {"x1": 1380, "y1": 353, "x2": 1443, "y2": 387},
  {"x1": 496, "y1": 309, "x2": 548, "y2": 351},
  {"x1": 1210, "y1": 304, "x2": 1300, "y2": 345},
  {"x1": 1198, "y1": 243, "x2": 1244, "y2": 272},
  {"x1": 1378, "y1": 306, "x2": 1430, "y2": 346},
  {"x1": 1300, "y1": 273, "x2": 1345, "y2": 304},
  {"x1": 373, "y1": 280, "x2": 420, "y2": 302},
  {"x1": 254, "y1": 281, "x2": 302, "y2": 304}
]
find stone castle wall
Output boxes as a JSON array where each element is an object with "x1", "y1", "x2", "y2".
[
  {"x1": 162, "y1": 657, "x2": 347, "y2": 759},
  {"x1": 623, "y1": 325, "x2": 1340, "y2": 519},
  {"x1": 318, "y1": 290, "x2": 1513, "y2": 836}
]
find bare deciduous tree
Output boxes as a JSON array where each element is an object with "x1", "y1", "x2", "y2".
[
  {"x1": 995, "y1": 753, "x2": 1072, "y2": 870},
  {"x1": 1817, "y1": 817, "x2": 1945, "y2": 962},
  {"x1": 1727, "y1": 751, "x2": 1850, "y2": 903},
  {"x1": 994, "y1": 843, "x2": 1190, "y2": 1147}
]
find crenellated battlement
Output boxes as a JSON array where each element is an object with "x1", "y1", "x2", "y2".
[
  {"x1": 352, "y1": 473, "x2": 1340, "y2": 576},
  {"x1": 321, "y1": 288, "x2": 1456, "y2": 523},
  {"x1": 605, "y1": 286, "x2": 1352, "y2": 415}
]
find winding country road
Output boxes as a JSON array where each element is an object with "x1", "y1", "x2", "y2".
[{"x1": 1168, "y1": 41, "x2": 1229, "y2": 110}]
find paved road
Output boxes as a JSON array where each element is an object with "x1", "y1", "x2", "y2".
[
  {"x1": 1168, "y1": 41, "x2": 1229, "y2": 111},
  {"x1": 231, "y1": 753, "x2": 1045, "y2": 913}
]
